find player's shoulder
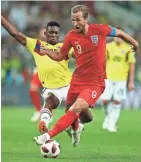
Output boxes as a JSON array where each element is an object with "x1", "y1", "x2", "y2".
[
  {"x1": 122, "y1": 42, "x2": 133, "y2": 53},
  {"x1": 27, "y1": 37, "x2": 47, "y2": 45},
  {"x1": 46, "y1": 42, "x2": 63, "y2": 50},
  {"x1": 56, "y1": 42, "x2": 63, "y2": 46},
  {"x1": 122, "y1": 42, "x2": 131, "y2": 49},
  {"x1": 66, "y1": 30, "x2": 76, "y2": 37},
  {"x1": 90, "y1": 23, "x2": 109, "y2": 29},
  {"x1": 55, "y1": 42, "x2": 63, "y2": 48},
  {"x1": 108, "y1": 41, "x2": 115, "y2": 46},
  {"x1": 39, "y1": 39, "x2": 47, "y2": 45},
  {"x1": 89, "y1": 24, "x2": 110, "y2": 34},
  {"x1": 26, "y1": 37, "x2": 38, "y2": 49},
  {"x1": 26, "y1": 37, "x2": 37, "y2": 43}
]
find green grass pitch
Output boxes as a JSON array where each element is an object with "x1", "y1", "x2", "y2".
[{"x1": 1, "y1": 106, "x2": 141, "y2": 162}]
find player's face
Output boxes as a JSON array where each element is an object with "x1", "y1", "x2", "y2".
[
  {"x1": 44, "y1": 26, "x2": 60, "y2": 45},
  {"x1": 71, "y1": 11, "x2": 88, "y2": 34}
]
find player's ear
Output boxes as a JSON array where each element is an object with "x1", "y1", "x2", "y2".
[
  {"x1": 44, "y1": 30, "x2": 47, "y2": 36},
  {"x1": 84, "y1": 17, "x2": 88, "y2": 23}
]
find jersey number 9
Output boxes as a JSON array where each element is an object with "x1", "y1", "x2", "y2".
[{"x1": 76, "y1": 44, "x2": 82, "y2": 54}]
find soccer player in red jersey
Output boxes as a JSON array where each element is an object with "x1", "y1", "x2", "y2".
[{"x1": 34, "y1": 5, "x2": 138, "y2": 147}]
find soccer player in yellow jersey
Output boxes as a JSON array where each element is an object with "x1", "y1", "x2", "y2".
[
  {"x1": 29, "y1": 28, "x2": 46, "y2": 123},
  {"x1": 101, "y1": 36, "x2": 136, "y2": 132},
  {"x1": 1, "y1": 15, "x2": 73, "y2": 130}
]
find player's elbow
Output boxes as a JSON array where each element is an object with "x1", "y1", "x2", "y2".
[
  {"x1": 10, "y1": 30, "x2": 19, "y2": 38},
  {"x1": 57, "y1": 56, "x2": 64, "y2": 61},
  {"x1": 54, "y1": 56, "x2": 63, "y2": 62},
  {"x1": 10, "y1": 30, "x2": 26, "y2": 46},
  {"x1": 10, "y1": 30, "x2": 21, "y2": 40},
  {"x1": 53, "y1": 57, "x2": 63, "y2": 62},
  {"x1": 56, "y1": 53, "x2": 64, "y2": 61},
  {"x1": 116, "y1": 29, "x2": 124, "y2": 37}
]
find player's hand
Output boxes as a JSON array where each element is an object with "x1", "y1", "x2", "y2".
[
  {"x1": 131, "y1": 41, "x2": 138, "y2": 52},
  {"x1": 128, "y1": 82, "x2": 134, "y2": 91},
  {"x1": 40, "y1": 44, "x2": 49, "y2": 55}
]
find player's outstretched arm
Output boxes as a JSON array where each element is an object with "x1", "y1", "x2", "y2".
[
  {"x1": 128, "y1": 63, "x2": 135, "y2": 91},
  {"x1": 1, "y1": 15, "x2": 26, "y2": 46},
  {"x1": 40, "y1": 45, "x2": 64, "y2": 61},
  {"x1": 116, "y1": 29, "x2": 138, "y2": 52}
]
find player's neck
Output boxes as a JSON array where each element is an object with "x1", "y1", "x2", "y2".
[
  {"x1": 116, "y1": 42, "x2": 122, "y2": 46},
  {"x1": 82, "y1": 24, "x2": 89, "y2": 35},
  {"x1": 47, "y1": 42, "x2": 57, "y2": 45},
  {"x1": 85, "y1": 24, "x2": 89, "y2": 35}
]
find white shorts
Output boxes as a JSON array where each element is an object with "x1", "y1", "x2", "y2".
[
  {"x1": 41, "y1": 86, "x2": 70, "y2": 107},
  {"x1": 100, "y1": 79, "x2": 127, "y2": 102}
]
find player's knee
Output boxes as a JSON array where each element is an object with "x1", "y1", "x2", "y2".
[
  {"x1": 45, "y1": 95, "x2": 60, "y2": 110},
  {"x1": 87, "y1": 115, "x2": 93, "y2": 122},
  {"x1": 70, "y1": 100, "x2": 89, "y2": 114},
  {"x1": 44, "y1": 102, "x2": 58, "y2": 110},
  {"x1": 113, "y1": 100, "x2": 120, "y2": 105},
  {"x1": 52, "y1": 104, "x2": 59, "y2": 109},
  {"x1": 29, "y1": 88, "x2": 38, "y2": 94},
  {"x1": 82, "y1": 116, "x2": 93, "y2": 123},
  {"x1": 80, "y1": 111, "x2": 93, "y2": 123}
]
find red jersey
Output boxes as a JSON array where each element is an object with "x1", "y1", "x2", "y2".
[{"x1": 60, "y1": 24, "x2": 111, "y2": 85}]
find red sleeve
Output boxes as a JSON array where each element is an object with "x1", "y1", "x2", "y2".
[
  {"x1": 99, "y1": 24, "x2": 112, "y2": 36},
  {"x1": 60, "y1": 33, "x2": 72, "y2": 60}
]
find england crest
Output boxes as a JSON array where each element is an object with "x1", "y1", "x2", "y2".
[{"x1": 91, "y1": 35, "x2": 98, "y2": 44}]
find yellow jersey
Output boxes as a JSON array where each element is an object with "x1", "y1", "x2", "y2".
[
  {"x1": 106, "y1": 41, "x2": 136, "y2": 81},
  {"x1": 26, "y1": 37, "x2": 72, "y2": 88}
]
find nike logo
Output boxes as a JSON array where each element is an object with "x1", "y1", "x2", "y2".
[{"x1": 75, "y1": 41, "x2": 80, "y2": 44}]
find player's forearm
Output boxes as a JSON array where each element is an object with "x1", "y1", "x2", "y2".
[
  {"x1": 1, "y1": 15, "x2": 26, "y2": 46},
  {"x1": 45, "y1": 49, "x2": 64, "y2": 61},
  {"x1": 116, "y1": 29, "x2": 138, "y2": 51},
  {"x1": 119, "y1": 33, "x2": 137, "y2": 48},
  {"x1": 128, "y1": 63, "x2": 135, "y2": 83}
]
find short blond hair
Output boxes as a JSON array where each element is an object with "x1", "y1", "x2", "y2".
[{"x1": 71, "y1": 5, "x2": 88, "y2": 18}]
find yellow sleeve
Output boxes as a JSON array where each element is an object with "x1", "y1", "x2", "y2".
[
  {"x1": 68, "y1": 48, "x2": 74, "y2": 58},
  {"x1": 128, "y1": 51, "x2": 136, "y2": 63},
  {"x1": 106, "y1": 44, "x2": 110, "y2": 60},
  {"x1": 106, "y1": 43, "x2": 111, "y2": 54},
  {"x1": 26, "y1": 37, "x2": 37, "y2": 54},
  {"x1": 106, "y1": 48, "x2": 109, "y2": 55}
]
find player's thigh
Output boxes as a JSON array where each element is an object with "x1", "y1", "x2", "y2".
[
  {"x1": 54, "y1": 86, "x2": 70, "y2": 107},
  {"x1": 113, "y1": 81, "x2": 127, "y2": 102},
  {"x1": 70, "y1": 87, "x2": 103, "y2": 113},
  {"x1": 42, "y1": 86, "x2": 70, "y2": 109},
  {"x1": 66, "y1": 91, "x2": 79, "y2": 110},
  {"x1": 78, "y1": 87, "x2": 103, "y2": 108},
  {"x1": 58, "y1": 86, "x2": 70, "y2": 102},
  {"x1": 100, "y1": 79, "x2": 113, "y2": 101},
  {"x1": 41, "y1": 88, "x2": 60, "y2": 109},
  {"x1": 70, "y1": 98, "x2": 89, "y2": 113}
]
